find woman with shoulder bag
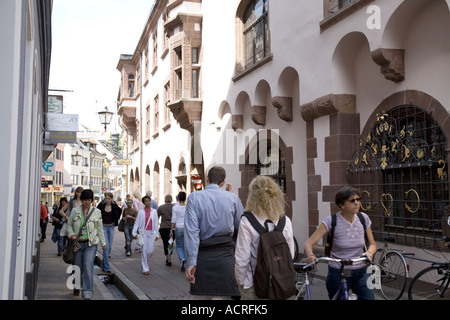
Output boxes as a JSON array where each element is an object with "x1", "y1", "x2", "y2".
[{"x1": 67, "y1": 189, "x2": 106, "y2": 300}]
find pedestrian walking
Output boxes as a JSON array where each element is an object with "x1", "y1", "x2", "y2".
[
  {"x1": 185, "y1": 166, "x2": 244, "y2": 299},
  {"x1": 157, "y1": 194, "x2": 174, "y2": 266},
  {"x1": 66, "y1": 189, "x2": 106, "y2": 300},
  {"x1": 235, "y1": 175, "x2": 295, "y2": 299},
  {"x1": 51, "y1": 197, "x2": 70, "y2": 255},
  {"x1": 133, "y1": 195, "x2": 159, "y2": 275},
  {"x1": 40, "y1": 201, "x2": 49, "y2": 242},
  {"x1": 146, "y1": 190, "x2": 159, "y2": 210},
  {"x1": 132, "y1": 190, "x2": 145, "y2": 252},
  {"x1": 69, "y1": 186, "x2": 83, "y2": 211},
  {"x1": 122, "y1": 198, "x2": 138, "y2": 256},
  {"x1": 170, "y1": 191, "x2": 187, "y2": 271},
  {"x1": 97, "y1": 192, "x2": 122, "y2": 272}
]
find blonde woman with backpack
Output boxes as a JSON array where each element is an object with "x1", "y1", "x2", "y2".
[{"x1": 235, "y1": 175, "x2": 295, "y2": 300}]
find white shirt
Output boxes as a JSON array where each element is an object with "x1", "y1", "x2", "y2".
[{"x1": 171, "y1": 204, "x2": 186, "y2": 228}]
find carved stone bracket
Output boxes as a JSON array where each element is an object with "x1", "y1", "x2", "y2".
[
  {"x1": 300, "y1": 94, "x2": 356, "y2": 121},
  {"x1": 168, "y1": 99, "x2": 202, "y2": 135},
  {"x1": 232, "y1": 114, "x2": 243, "y2": 131},
  {"x1": 371, "y1": 48, "x2": 405, "y2": 83},
  {"x1": 251, "y1": 105, "x2": 266, "y2": 125},
  {"x1": 272, "y1": 96, "x2": 293, "y2": 122}
]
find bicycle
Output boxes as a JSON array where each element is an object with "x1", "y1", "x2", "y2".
[
  {"x1": 293, "y1": 256, "x2": 370, "y2": 300},
  {"x1": 293, "y1": 261, "x2": 315, "y2": 300},
  {"x1": 372, "y1": 237, "x2": 410, "y2": 300},
  {"x1": 407, "y1": 236, "x2": 450, "y2": 300}
]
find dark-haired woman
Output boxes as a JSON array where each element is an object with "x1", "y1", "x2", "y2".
[
  {"x1": 304, "y1": 186, "x2": 377, "y2": 300},
  {"x1": 67, "y1": 189, "x2": 106, "y2": 300},
  {"x1": 133, "y1": 196, "x2": 159, "y2": 275},
  {"x1": 51, "y1": 197, "x2": 70, "y2": 256}
]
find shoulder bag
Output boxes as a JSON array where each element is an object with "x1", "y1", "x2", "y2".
[
  {"x1": 62, "y1": 207, "x2": 95, "y2": 264},
  {"x1": 136, "y1": 212, "x2": 152, "y2": 246}
]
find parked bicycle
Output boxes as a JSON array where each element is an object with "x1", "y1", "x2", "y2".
[
  {"x1": 372, "y1": 237, "x2": 411, "y2": 300},
  {"x1": 293, "y1": 255, "x2": 370, "y2": 300},
  {"x1": 407, "y1": 236, "x2": 450, "y2": 300}
]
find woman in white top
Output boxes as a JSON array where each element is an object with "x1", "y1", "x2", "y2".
[
  {"x1": 235, "y1": 175, "x2": 295, "y2": 300},
  {"x1": 132, "y1": 195, "x2": 159, "y2": 275},
  {"x1": 170, "y1": 191, "x2": 187, "y2": 271}
]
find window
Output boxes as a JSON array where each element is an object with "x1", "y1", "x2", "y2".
[
  {"x1": 192, "y1": 47, "x2": 199, "y2": 64},
  {"x1": 153, "y1": 95, "x2": 159, "y2": 134},
  {"x1": 348, "y1": 105, "x2": 448, "y2": 248},
  {"x1": 146, "y1": 104, "x2": 151, "y2": 140},
  {"x1": 243, "y1": 0, "x2": 270, "y2": 70},
  {"x1": 192, "y1": 69, "x2": 199, "y2": 98},
  {"x1": 128, "y1": 75, "x2": 135, "y2": 97},
  {"x1": 163, "y1": 82, "x2": 171, "y2": 127},
  {"x1": 255, "y1": 139, "x2": 286, "y2": 193},
  {"x1": 152, "y1": 31, "x2": 158, "y2": 70}
]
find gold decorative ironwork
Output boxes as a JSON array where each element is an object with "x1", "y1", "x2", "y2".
[
  {"x1": 360, "y1": 190, "x2": 372, "y2": 212},
  {"x1": 381, "y1": 193, "x2": 393, "y2": 216},
  {"x1": 404, "y1": 189, "x2": 420, "y2": 214},
  {"x1": 348, "y1": 109, "x2": 447, "y2": 173},
  {"x1": 438, "y1": 159, "x2": 446, "y2": 180}
]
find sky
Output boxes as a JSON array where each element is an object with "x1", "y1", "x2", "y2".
[{"x1": 49, "y1": 0, "x2": 155, "y2": 133}]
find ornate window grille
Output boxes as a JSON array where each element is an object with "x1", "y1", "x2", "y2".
[
  {"x1": 255, "y1": 139, "x2": 286, "y2": 193},
  {"x1": 347, "y1": 105, "x2": 448, "y2": 249}
]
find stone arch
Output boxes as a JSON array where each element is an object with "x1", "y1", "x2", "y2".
[
  {"x1": 153, "y1": 162, "x2": 160, "y2": 204},
  {"x1": 252, "y1": 80, "x2": 272, "y2": 125},
  {"x1": 350, "y1": 90, "x2": 450, "y2": 248},
  {"x1": 164, "y1": 157, "x2": 172, "y2": 199},
  {"x1": 232, "y1": 91, "x2": 251, "y2": 131},
  {"x1": 273, "y1": 67, "x2": 300, "y2": 122},
  {"x1": 332, "y1": 31, "x2": 369, "y2": 94},
  {"x1": 145, "y1": 165, "x2": 151, "y2": 192}
]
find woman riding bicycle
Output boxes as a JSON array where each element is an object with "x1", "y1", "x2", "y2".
[{"x1": 304, "y1": 187, "x2": 377, "y2": 300}]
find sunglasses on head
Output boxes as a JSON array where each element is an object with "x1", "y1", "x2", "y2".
[{"x1": 348, "y1": 197, "x2": 361, "y2": 203}]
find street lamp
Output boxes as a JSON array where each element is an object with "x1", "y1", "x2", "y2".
[
  {"x1": 72, "y1": 151, "x2": 82, "y2": 165},
  {"x1": 98, "y1": 106, "x2": 114, "y2": 131}
]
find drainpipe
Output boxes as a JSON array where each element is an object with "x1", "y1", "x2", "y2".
[{"x1": 139, "y1": 50, "x2": 143, "y2": 192}]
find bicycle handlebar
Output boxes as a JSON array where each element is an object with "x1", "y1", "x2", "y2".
[{"x1": 303, "y1": 255, "x2": 370, "y2": 270}]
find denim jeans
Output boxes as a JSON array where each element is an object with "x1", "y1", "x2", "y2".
[
  {"x1": 326, "y1": 265, "x2": 375, "y2": 300},
  {"x1": 174, "y1": 227, "x2": 187, "y2": 262},
  {"x1": 73, "y1": 242, "x2": 98, "y2": 299},
  {"x1": 51, "y1": 227, "x2": 66, "y2": 254},
  {"x1": 124, "y1": 224, "x2": 133, "y2": 253},
  {"x1": 101, "y1": 225, "x2": 115, "y2": 271}
]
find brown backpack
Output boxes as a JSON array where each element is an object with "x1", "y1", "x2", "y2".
[{"x1": 243, "y1": 211, "x2": 296, "y2": 300}]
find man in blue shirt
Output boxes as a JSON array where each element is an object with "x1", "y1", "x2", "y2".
[{"x1": 185, "y1": 166, "x2": 244, "y2": 298}]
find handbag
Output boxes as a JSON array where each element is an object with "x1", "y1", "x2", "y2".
[
  {"x1": 118, "y1": 219, "x2": 125, "y2": 232},
  {"x1": 62, "y1": 207, "x2": 95, "y2": 264},
  {"x1": 136, "y1": 213, "x2": 152, "y2": 246}
]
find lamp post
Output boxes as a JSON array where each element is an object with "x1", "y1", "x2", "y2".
[
  {"x1": 98, "y1": 106, "x2": 114, "y2": 131},
  {"x1": 72, "y1": 150, "x2": 82, "y2": 165}
]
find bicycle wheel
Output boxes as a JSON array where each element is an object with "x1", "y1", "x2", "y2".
[
  {"x1": 378, "y1": 251, "x2": 408, "y2": 300},
  {"x1": 408, "y1": 266, "x2": 450, "y2": 300}
]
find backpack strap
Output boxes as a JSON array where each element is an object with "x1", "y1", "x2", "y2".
[
  {"x1": 243, "y1": 211, "x2": 267, "y2": 234},
  {"x1": 326, "y1": 213, "x2": 337, "y2": 252},
  {"x1": 242, "y1": 211, "x2": 286, "y2": 234},
  {"x1": 357, "y1": 212, "x2": 369, "y2": 245}
]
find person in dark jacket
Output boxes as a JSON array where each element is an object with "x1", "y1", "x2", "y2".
[{"x1": 97, "y1": 192, "x2": 122, "y2": 272}]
